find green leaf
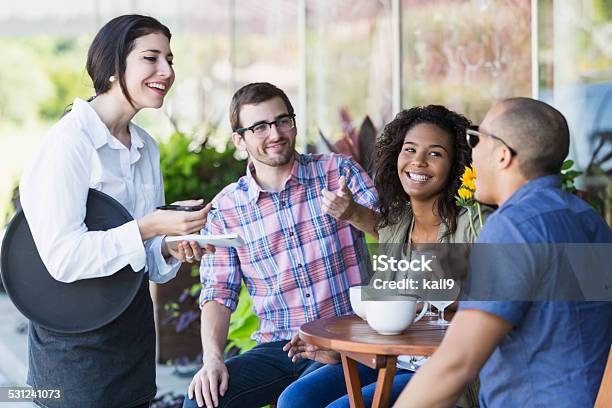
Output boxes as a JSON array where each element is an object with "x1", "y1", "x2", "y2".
[
  {"x1": 564, "y1": 170, "x2": 583, "y2": 178},
  {"x1": 227, "y1": 320, "x2": 258, "y2": 343},
  {"x1": 561, "y1": 160, "x2": 574, "y2": 171},
  {"x1": 164, "y1": 302, "x2": 179, "y2": 311},
  {"x1": 189, "y1": 283, "x2": 201, "y2": 297}
]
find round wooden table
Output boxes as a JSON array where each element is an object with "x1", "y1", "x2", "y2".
[{"x1": 299, "y1": 314, "x2": 450, "y2": 408}]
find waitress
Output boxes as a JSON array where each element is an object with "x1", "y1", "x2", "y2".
[{"x1": 19, "y1": 15, "x2": 206, "y2": 408}]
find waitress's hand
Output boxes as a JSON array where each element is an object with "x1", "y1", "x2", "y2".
[
  {"x1": 156, "y1": 199, "x2": 211, "y2": 236},
  {"x1": 138, "y1": 199, "x2": 211, "y2": 241},
  {"x1": 165, "y1": 239, "x2": 210, "y2": 263},
  {"x1": 161, "y1": 200, "x2": 216, "y2": 262},
  {"x1": 154, "y1": 199, "x2": 216, "y2": 262}
]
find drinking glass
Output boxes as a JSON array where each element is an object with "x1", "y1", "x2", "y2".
[
  {"x1": 429, "y1": 301, "x2": 454, "y2": 326},
  {"x1": 424, "y1": 302, "x2": 437, "y2": 317}
]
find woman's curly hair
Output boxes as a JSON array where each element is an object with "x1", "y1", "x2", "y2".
[{"x1": 373, "y1": 105, "x2": 472, "y2": 239}]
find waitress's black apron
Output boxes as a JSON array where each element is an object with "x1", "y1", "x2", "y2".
[{"x1": 27, "y1": 275, "x2": 155, "y2": 408}]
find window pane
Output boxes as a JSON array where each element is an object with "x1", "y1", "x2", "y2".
[
  {"x1": 401, "y1": 0, "x2": 532, "y2": 122},
  {"x1": 538, "y1": 0, "x2": 612, "y2": 171},
  {"x1": 306, "y1": 0, "x2": 394, "y2": 141},
  {"x1": 233, "y1": 0, "x2": 299, "y2": 111}
]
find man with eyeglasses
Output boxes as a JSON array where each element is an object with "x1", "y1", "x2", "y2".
[
  {"x1": 183, "y1": 82, "x2": 378, "y2": 408},
  {"x1": 394, "y1": 97, "x2": 612, "y2": 407}
]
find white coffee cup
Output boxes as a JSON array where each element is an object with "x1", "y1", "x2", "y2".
[
  {"x1": 366, "y1": 296, "x2": 428, "y2": 335},
  {"x1": 349, "y1": 286, "x2": 369, "y2": 320}
]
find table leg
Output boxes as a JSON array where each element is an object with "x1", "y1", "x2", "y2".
[
  {"x1": 372, "y1": 356, "x2": 397, "y2": 408},
  {"x1": 341, "y1": 354, "x2": 365, "y2": 408}
]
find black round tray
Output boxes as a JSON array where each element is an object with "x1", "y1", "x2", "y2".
[{"x1": 1, "y1": 189, "x2": 144, "y2": 333}]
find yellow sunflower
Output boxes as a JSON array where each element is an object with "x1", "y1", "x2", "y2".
[
  {"x1": 457, "y1": 187, "x2": 474, "y2": 201},
  {"x1": 460, "y1": 165, "x2": 476, "y2": 191}
]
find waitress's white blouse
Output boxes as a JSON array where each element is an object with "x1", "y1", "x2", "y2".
[{"x1": 20, "y1": 98, "x2": 181, "y2": 283}]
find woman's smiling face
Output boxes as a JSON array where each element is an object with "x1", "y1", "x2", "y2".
[
  {"x1": 122, "y1": 32, "x2": 175, "y2": 110},
  {"x1": 397, "y1": 123, "x2": 454, "y2": 202}
]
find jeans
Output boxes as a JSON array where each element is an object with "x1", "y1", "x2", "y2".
[
  {"x1": 182, "y1": 341, "x2": 322, "y2": 408},
  {"x1": 277, "y1": 362, "x2": 413, "y2": 408}
]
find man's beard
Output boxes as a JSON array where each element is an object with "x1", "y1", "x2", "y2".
[{"x1": 250, "y1": 139, "x2": 295, "y2": 167}]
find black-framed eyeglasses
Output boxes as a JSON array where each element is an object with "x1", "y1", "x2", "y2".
[
  {"x1": 236, "y1": 114, "x2": 296, "y2": 137},
  {"x1": 466, "y1": 125, "x2": 517, "y2": 156}
]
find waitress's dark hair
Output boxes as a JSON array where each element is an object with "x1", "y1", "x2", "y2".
[
  {"x1": 86, "y1": 14, "x2": 171, "y2": 108},
  {"x1": 373, "y1": 105, "x2": 472, "y2": 239}
]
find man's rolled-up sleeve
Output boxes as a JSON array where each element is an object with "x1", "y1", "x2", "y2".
[{"x1": 198, "y1": 207, "x2": 242, "y2": 311}]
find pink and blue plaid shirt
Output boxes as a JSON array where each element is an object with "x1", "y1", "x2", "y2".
[{"x1": 199, "y1": 153, "x2": 377, "y2": 343}]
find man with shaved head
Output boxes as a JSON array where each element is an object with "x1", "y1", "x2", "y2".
[
  {"x1": 394, "y1": 97, "x2": 612, "y2": 407},
  {"x1": 470, "y1": 97, "x2": 571, "y2": 205}
]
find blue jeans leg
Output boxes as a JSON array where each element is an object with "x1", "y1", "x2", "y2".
[
  {"x1": 327, "y1": 371, "x2": 414, "y2": 408},
  {"x1": 182, "y1": 341, "x2": 319, "y2": 408},
  {"x1": 277, "y1": 362, "x2": 380, "y2": 408}
]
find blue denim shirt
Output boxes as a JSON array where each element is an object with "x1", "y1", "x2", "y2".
[{"x1": 461, "y1": 175, "x2": 612, "y2": 407}]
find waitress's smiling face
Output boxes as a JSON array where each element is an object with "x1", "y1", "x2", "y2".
[{"x1": 122, "y1": 32, "x2": 175, "y2": 110}]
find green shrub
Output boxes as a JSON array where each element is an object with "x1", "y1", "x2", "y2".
[{"x1": 159, "y1": 131, "x2": 245, "y2": 204}]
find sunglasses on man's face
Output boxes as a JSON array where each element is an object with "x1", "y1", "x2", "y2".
[{"x1": 466, "y1": 125, "x2": 517, "y2": 156}]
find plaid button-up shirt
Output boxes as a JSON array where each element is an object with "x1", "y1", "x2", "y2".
[{"x1": 199, "y1": 153, "x2": 377, "y2": 343}]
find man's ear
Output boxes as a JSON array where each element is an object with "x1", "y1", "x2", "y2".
[
  {"x1": 498, "y1": 147, "x2": 514, "y2": 170},
  {"x1": 232, "y1": 132, "x2": 246, "y2": 151}
]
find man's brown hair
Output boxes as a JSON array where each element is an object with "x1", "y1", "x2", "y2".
[{"x1": 229, "y1": 82, "x2": 294, "y2": 132}]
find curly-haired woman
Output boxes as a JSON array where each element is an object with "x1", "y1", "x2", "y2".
[{"x1": 278, "y1": 105, "x2": 490, "y2": 408}]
